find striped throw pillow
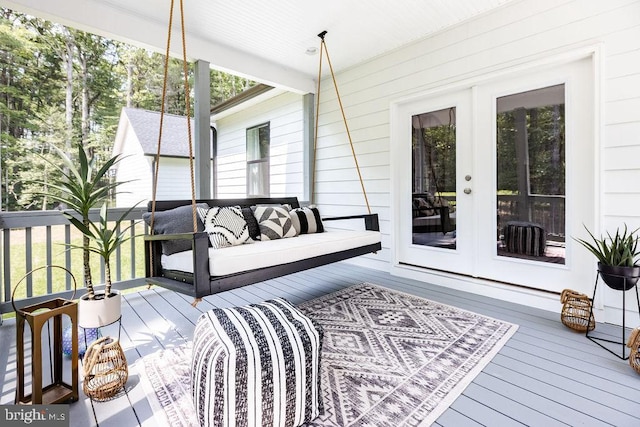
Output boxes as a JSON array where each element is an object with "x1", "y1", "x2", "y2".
[
  {"x1": 191, "y1": 298, "x2": 324, "y2": 427},
  {"x1": 290, "y1": 206, "x2": 324, "y2": 235}
]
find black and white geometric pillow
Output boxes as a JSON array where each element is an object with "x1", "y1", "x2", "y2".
[
  {"x1": 251, "y1": 205, "x2": 297, "y2": 240},
  {"x1": 197, "y1": 205, "x2": 251, "y2": 249},
  {"x1": 290, "y1": 206, "x2": 324, "y2": 235}
]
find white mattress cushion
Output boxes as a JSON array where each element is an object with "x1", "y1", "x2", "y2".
[{"x1": 161, "y1": 230, "x2": 380, "y2": 276}]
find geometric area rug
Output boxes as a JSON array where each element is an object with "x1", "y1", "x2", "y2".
[{"x1": 139, "y1": 283, "x2": 518, "y2": 427}]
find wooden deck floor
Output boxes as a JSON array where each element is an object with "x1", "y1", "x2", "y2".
[{"x1": 2, "y1": 263, "x2": 640, "y2": 426}]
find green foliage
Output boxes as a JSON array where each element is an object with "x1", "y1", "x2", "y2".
[
  {"x1": 7, "y1": 224, "x2": 147, "y2": 304},
  {"x1": 496, "y1": 104, "x2": 565, "y2": 196},
  {"x1": 14, "y1": 106, "x2": 66, "y2": 209},
  {"x1": 38, "y1": 142, "x2": 127, "y2": 297},
  {"x1": 412, "y1": 108, "x2": 456, "y2": 196},
  {"x1": 211, "y1": 70, "x2": 254, "y2": 105},
  {"x1": 65, "y1": 202, "x2": 140, "y2": 295},
  {"x1": 574, "y1": 224, "x2": 640, "y2": 267},
  {"x1": 43, "y1": 143, "x2": 122, "y2": 216},
  {"x1": 0, "y1": 7, "x2": 256, "y2": 211}
]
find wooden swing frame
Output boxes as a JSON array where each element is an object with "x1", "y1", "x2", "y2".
[{"x1": 145, "y1": 197, "x2": 380, "y2": 300}]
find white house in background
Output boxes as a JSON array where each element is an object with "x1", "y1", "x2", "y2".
[
  {"x1": 204, "y1": 2, "x2": 640, "y2": 325},
  {"x1": 111, "y1": 107, "x2": 202, "y2": 207},
  {"x1": 212, "y1": 86, "x2": 309, "y2": 200},
  {"x1": 113, "y1": 84, "x2": 304, "y2": 206}
]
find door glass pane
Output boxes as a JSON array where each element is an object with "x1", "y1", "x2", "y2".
[
  {"x1": 411, "y1": 107, "x2": 457, "y2": 249},
  {"x1": 496, "y1": 84, "x2": 565, "y2": 264}
]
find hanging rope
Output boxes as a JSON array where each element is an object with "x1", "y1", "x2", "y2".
[
  {"x1": 150, "y1": 0, "x2": 198, "y2": 234},
  {"x1": 312, "y1": 31, "x2": 371, "y2": 214},
  {"x1": 178, "y1": 0, "x2": 198, "y2": 232},
  {"x1": 311, "y1": 34, "x2": 324, "y2": 206}
]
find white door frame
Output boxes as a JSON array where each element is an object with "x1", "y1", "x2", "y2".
[
  {"x1": 390, "y1": 46, "x2": 602, "y2": 309},
  {"x1": 474, "y1": 56, "x2": 595, "y2": 294},
  {"x1": 391, "y1": 88, "x2": 475, "y2": 276}
]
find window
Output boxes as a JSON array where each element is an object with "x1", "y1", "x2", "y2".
[
  {"x1": 496, "y1": 84, "x2": 566, "y2": 263},
  {"x1": 246, "y1": 123, "x2": 270, "y2": 197},
  {"x1": 411, "y1": 107, "x2": 457, "y2": 248}
]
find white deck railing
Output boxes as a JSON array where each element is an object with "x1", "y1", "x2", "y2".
[{"x1": 0, "y1": 207, "x2": 148, "y2": 315}]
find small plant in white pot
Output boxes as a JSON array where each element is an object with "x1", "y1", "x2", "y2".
[{"x1": 40, "y1": 143, "x2": 134, "y2": 327}]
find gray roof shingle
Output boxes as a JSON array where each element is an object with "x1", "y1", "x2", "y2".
[{"x1": 124, "y1": 108, "x2": 196, "y2": 158}]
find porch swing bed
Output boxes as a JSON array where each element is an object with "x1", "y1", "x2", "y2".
[
  {"x1": 144, "y1": 197, "x2": 381, "y2": 299},
  {"x1": 143, "y1": 18, "x2": 379, "y2": 300}
]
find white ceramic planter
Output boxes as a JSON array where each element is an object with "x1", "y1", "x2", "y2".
[{"x1": 78, "y1": 291, "x2": 122, "y2": 328}]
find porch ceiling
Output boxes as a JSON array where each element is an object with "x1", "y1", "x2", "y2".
[{"x1": 4, "y1": 0, "x2": 515, "y2": 93}]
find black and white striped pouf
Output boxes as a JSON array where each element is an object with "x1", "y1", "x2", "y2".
[
  {"x1": 191, "y1": 298, "x2": 323, "y2": 427},
  {"x1": 503, "y1": 220, "x2": 547, "y2": 257}
]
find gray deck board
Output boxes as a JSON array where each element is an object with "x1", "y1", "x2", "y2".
[
  {"x1": 461, "y1": 381, "x2": 571, "y2": 426},
  {"x1": 434, "y1": 408, "x2": 484, "y2": 427},
  {"x1": 2, "y1": 263, "x2": 640, "y2": 426},
  {"x1": 448, "y1": 394, "x2": 526, "y2": 426},
  {"x1": 482, "y1": 363, "x2": 639, "y2": 425},
  {"x1": 490, "y1": 353, "x2": 640, "y2": 415},
  {"x1": 497, "y1": 345, "x2": 640, "y2": 401}
]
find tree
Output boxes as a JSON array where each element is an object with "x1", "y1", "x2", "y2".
[
  {"x1": 1, "y1": 7, "x2": 258, "y2": 211},
  {"x1": 210, "y1": 70, "x2": 254, "y2": 105},
  {"x1": 0, "y1": 10, "x2": 60, "y2": 210},
  {"x1": 13, "y1": 105, "x2": 66, "y2": 209}
]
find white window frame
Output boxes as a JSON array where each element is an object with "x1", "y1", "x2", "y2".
[{"x1": 246, "y1": 122, "x2": 270, "y2": 197}]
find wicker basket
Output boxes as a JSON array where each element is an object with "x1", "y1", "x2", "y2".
[
  {"x1": 82, "y1": 336, "x2": 128, "y2": 400},
  {"x1": 560, "y1": 289, "x2": 595, "y2": 332},
  {"x1": 627, "y1": 328, "x2": 640, "y2": 374}
]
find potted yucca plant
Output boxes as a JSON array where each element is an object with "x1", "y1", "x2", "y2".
[
  {"x1": 66, "y1": 202, "x2": 139, "y2": 327},
  {"x1": 574, "y1": 224, "x2": 640, "y2": 290},
  {"x1": 40, "y1": 143, "x2": 134, "y2": 327}
]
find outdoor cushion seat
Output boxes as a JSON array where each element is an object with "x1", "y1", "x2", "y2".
[
  {"x1": 191, "y1": 298, "x2": 324, "y2": 427},
  {"x1": 161, "y1": 229, "x2": 380, "y2": 276}
]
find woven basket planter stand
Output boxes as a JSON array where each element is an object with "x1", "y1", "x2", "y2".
[{"x1": 82, "y1": 336, "x2": 128, "y2": 400}]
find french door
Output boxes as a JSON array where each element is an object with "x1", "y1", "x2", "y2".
[
  {"x1": 394, "y1": 89, "x2": 475, "y2": 275},
  {"x1": 393, "y1": 56, "x2": 596, "y2": 293}
]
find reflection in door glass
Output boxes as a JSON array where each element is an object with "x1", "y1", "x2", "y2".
[
  {"x1": 496, "y1": 85, "x2": 566, "y2": 264},
  {"x1": 411, "y1": 107, "x2": 456, "y2": 249}
]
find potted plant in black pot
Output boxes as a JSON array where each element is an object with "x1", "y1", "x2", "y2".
[
  {"x1": 575, "y1": 225, "x2": 640, "y2": 290},
  {"x1": 40, "y1": 143, "x2": 135, "y2": 327}
]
